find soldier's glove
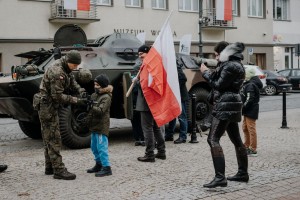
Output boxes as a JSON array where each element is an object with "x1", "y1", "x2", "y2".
[{"x1": 76, "y1": 98, "x2": 89, "y2": 106}]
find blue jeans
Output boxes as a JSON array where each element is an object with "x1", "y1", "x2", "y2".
[
  {"x1": 165, "y1": 101, "x2": 188, "y2": 140},
  {"x1": 90, "y1": 132, "x2": 110, "y2": 167}
]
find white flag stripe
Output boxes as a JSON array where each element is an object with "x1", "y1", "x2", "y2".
[
  {"x1": 153, "y1": 20, "x2": 181, "y2": 112},
  {"x1": 136, "y1": 32, "x2": 146, "y2": 44},
  {"x1": 64, "y1": 0, "x2": 77, "y2": 10},
  {"x1": 216, "y1": 0, "x2": 225, "y2": 20}
]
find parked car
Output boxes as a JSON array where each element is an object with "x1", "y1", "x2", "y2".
[
  {"x1": 277, "y1": 69, "x2": 300, "y2": 90},
  {"x1": 263, "y1": 70, "x2": 292, "y2": 95},
  {"x1": 243, "y1": 65, "x2": 267, "y2": 89}
]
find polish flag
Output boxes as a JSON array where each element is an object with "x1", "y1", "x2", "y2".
[
  {"x1": 140, "y1": 15, "x2": 181, "y2": 127},
  {"x1": 64, "y1": 0, "x2": 90, "y2": 11},
  {"x1": 216, "y1": 0, "x2": 232, "y2": 21}
]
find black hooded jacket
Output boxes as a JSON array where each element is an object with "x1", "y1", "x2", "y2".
[
  {"x1": 202, "y1": 42, "x2": 245, "y2": 122},
  {"x1": 240, "y1": 76, "x2": 263, "y2": 119}
]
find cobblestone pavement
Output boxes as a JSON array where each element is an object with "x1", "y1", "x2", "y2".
[{"x1": 1, "y1": 109, "x2": 300, "y2": 200}]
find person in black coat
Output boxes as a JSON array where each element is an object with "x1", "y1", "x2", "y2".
[
  {"x1": 240, "y1": 68, "x2": 263, "y2": 156},
  {"x1": 165, "y1": 60, "x2": 189, "y2": 143},
  {"x1": 200, "y1": 41, "x2": 249, "y2": 188}
]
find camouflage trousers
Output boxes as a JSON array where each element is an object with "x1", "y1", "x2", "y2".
[{"x1": 38, "y1": 103, "x2": 65, "y2": 173}]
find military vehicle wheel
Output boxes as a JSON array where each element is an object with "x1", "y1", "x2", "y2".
[
  {"x1": 18, "y1": 121, "x2": 42, "y2": 139},
  {"x1": 187, "y1": 88, "x2": 212, "y2": 132},
  {"x1": 59, "y1": 106, "x2": 91, "y2": 149}
]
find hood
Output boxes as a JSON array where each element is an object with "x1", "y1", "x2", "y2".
[
  {"x1": 219, "y1": 42, "x2": 245, "y2": 62},
  {"x1": 249, "y1": 76, "x2": 263, "y2": 89},
  {"x1": 99, "y1": 85, "x2": 113, "y2": 95}
]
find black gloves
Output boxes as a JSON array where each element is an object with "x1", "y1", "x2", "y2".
[{"x1": 76, "y1": 98, "x2": 88, "y2": 106}]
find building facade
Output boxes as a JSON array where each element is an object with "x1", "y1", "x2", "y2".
[{"x1": 0, "y1": 0, "x2": 297, "y2": 74}]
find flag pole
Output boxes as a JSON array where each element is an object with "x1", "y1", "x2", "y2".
[
  {"x1": 126, "y1": 70, "x2": 141, "y2": 97},
  {"x1": 126, "y1": 11, "x2": 174, "y2": 98}
]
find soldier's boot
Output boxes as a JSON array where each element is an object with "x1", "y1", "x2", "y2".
[
  {"x1": 53, "y1": 168, "x2": 76, "y2": 180},
  {"x1": 227, "y1": 147, "x2": 249, "y2": 182},
  {"x1": 87, "y1": 162, "x2": 102, "y2": 173},
  {"x1": 95, "y1": 166, "x2": 112, "y2": 177},
  {"x1": 45, "y1": 167, "x2": 54, "y2": 175},
  {"x1": 203, "y1": 147, "x2": 227, "y2": 188},
  {"x1": 0, "y1": 164, "x2": 8, "y2": 173}
]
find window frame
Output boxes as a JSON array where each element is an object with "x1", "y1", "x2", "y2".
[
  {"x1": 232, "y1": 0, "x2": 240, "y2": 16},
  {"x1": 152, "y1": 0, "x2": 168, "y2": 10},
  {"x1": 273, "y1": 0, "x2": 290, "y2": 20},
  {"x1": 247, "y1": 0, "x2": 264, "y2": 18},
  {"x1": 96, "y1": 0, "x2": 112, "y2": 6},
  {"x1": 178, "y1": 0, "x2": 199, "y2": 13},
  {"x1": 125, "y1": 0, "x2": 143, "y2": 8}
]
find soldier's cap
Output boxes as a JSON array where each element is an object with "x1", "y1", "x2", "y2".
[
  {"x1": 138, "y1": 45, "x2": 150, "y2": 54},
  {"x1": 94, "y1": 74, "x2": 110, "y2": 88},
  {"x1": 66, "y1": 50, "x2": 81, "y2": 64}
]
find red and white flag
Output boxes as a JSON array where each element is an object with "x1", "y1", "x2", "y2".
[
  {"x1": 64, "y1": 0, "x2": 90, "y2": 11},
  {"x1": 140, "y1": 14, "x2": 181, "y2": 127},
  {"x1": 216, "y1": 0, "x2": 232, "y2": 21}
]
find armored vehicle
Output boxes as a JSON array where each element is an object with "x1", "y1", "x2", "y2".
[{"x1": 0, "y1": 24, "x2": 213, "y2": 149}]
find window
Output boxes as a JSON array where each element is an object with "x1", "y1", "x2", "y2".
[
  {"x1": 179, "y1": 0, "x2": 198, "y2": 12},
  {"x1": 232, "y1": 0, "x2": 239, "y2": 16},
  {"x1": 273, "y1": 0, "x2": 289, "y2": 20},
  {"x1": 152, "y1": 0, "x2": 167, "y2": 10},
  {"x1": 96, "y1": 0, "x2": 112, "y2": 6},
  {"x1": 248, "y1": 0, "x2": 263, "y2": 18},
  {"x1": 125, "y1": 0, "x2": 142, "y2": 7}
]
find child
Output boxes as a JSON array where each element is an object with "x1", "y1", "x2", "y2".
[
  {"x1": 86, "y1": 74, "x2": 113, "y2": 177},
  {"x1": 240, "y1": 68, "x2": 263, "y2": 157}
]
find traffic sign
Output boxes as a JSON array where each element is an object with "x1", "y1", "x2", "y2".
[{"x1": 248, "y1": 48, "x2": 254, "y2": 55}]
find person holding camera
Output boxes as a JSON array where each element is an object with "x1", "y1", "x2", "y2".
[
  {"x1": 86, "y1": 74, "x2": 113, "y2": 177},
  {"x1": 200, "y1": 41, "x2": 249, "y2": 188}
]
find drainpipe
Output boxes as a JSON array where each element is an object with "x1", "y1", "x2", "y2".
[{"x1": 198, "y1": 0, "x2": 203, "y2": 57}]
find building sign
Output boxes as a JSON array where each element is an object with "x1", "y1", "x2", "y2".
[{"x1": 113, "y1": 29, "x2": 177, "y2": 37}]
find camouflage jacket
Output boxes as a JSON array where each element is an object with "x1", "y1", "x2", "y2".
[
  {"x1": 86, "y1": 85, "x2": 113, "y2": 136},
  {"x1": 39, "y1": 57, "x2": 84, "y2": 106}
]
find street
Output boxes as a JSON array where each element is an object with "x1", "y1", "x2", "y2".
[{"x1": 0, "y1": 93, "x2": 300, "y2": 199}]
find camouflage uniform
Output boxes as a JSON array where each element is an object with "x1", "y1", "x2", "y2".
[{"x1": 38, "y1": 57, "x2": 84, "y2": 174}]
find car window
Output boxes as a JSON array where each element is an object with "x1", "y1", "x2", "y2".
[
  {"x1": 278, "y1": 70, "x2": 290, "y2": 77},
  {"x1": 291, "y1": 70, "x2": 300, "y2": 76}
]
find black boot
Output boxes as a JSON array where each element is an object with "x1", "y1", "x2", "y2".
[
  {"x1": 45, "y1": 167, "x2": 54, "y2": 175},
  {"x1": 95, "y1": 166, "x2": 112, "y2": 177},
  {"x1": 0, "y1": 164, "x2": 8, "y2": 173},
  {"x1": 203, "y1": 147, "x2": 227, "y2": 188},
  {"x1": 137, "y1": 155, "x2": 155, "y2": 162},
  {"x1": 155, "y1": 153, "x2": 166, "y2": 160},
  {"x1": 227, "y1": 172, "x2": 249, "y2": 182},
  {"x1": 53, "y1": 168, "x2": 76, "y2": 180},
  {"x1": 228, "y1": 147, "x2": 249, "y2": 182},
  {"x1": 203, "y1": 175, "x2": 227, "y2": 188},
  {"x1": 87, "y1": 162, "x2": 102, "y2": 173}
]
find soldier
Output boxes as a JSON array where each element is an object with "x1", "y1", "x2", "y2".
[{"x1": 36, "y1": 50, "x2": 87, "y2": 180}]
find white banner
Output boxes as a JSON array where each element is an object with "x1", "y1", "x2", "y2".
[
  {"x1": 179, "y1": 34, "x2": 192, "y2": 55},
  {"x1": 64, "y1": 0, "x2": 77, "y2": 10},
  {"x1": 136, "y1": 32, "x2": 146, "y2": 44}
]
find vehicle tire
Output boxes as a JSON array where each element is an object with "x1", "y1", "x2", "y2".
[
  {"x1": 59, "y1": 106, "x2": 91, "y2": 149},
  {"x1": 18, "y1": 120, "x2": 42, "y2": 139},
  {"x1": 187, "y1": 88, "x2": 212, "y2": 132},
  {"x1": 265, "y1": 84, "x2": 277, "y2": 96}
]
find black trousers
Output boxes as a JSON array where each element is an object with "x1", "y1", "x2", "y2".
[
  {"x1": 131, "y1": 110, "x2": 144, "y2": 141},
  {"x1": 140, "y1": 111, "x2": 165, "y2": 157}
]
